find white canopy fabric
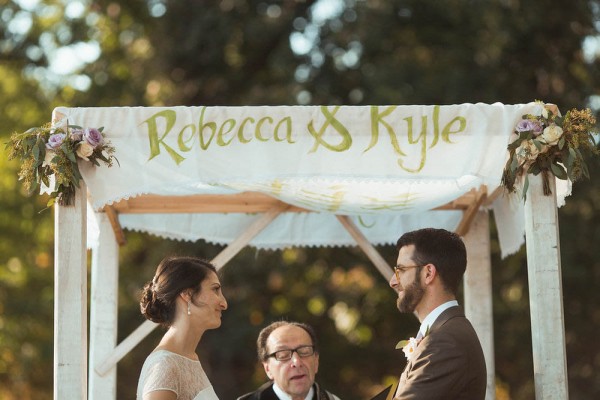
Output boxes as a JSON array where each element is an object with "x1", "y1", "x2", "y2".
[{"x1": 53, "y1": 102, "x2": 569, "y2": 256}]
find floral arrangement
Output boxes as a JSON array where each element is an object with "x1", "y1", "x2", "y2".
[
  {"x1": 7, "y1": 122, "x2": 116, "y2": 206},
  {"x1": 501, "y1": 101, "x2": 598, "y2": 197}
]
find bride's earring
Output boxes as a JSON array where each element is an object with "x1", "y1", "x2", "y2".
[{"x1": 187, "y1": 300, "x2": 191, "y2": 316}]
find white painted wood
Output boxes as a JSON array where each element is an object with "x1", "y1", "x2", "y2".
[
  {"x1": 336, "y1": 215, "x2": 393, "y2": 280},
  {"x1": 54, "y1": 183, "x2": 88, "y2": 399},
  {"x1": 211, "y1": 204, "x2": 288, "y2": 269},
  {"x1": 95, "y1": 205, "x2": 287, "y2": 376},
  {"x1": 463, "y1": 210, "x2": 496, "y2": 400},
  {"x1": 89, "y1": 213, "x2": 119, "y2": 399},
  {"x1": 95, "y1": 320, "x2": 157, "y2": 377},
  {"x1": 524, "y1": 175, "x2": 568, "y2": 400}
]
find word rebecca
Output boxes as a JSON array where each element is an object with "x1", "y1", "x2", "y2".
[{"x1": 144, "y1": 106, "x2": 467, "y2": 172}]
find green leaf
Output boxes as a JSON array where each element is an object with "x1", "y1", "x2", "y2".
[
  {"x1": 522, "y1": 175, "x2": 529, "y2": 200},
  {"x1": 558, "y1": 136, "x2": 565, "y2": 150},
  {"x1": 580, "y1": 159, "x2": 590, "y2": 179},
  {"x1": 395, "y1": 340, "x2": 409, "y2": 349},
  {"x1": 528, "y1": 163, "x2": 541, "y2": 175},
  {"x1": 550, "y1": 163, "x2": 567, "y2": 180},
  {"x1": 63, "y1": 143, "x2": 77, "y2": 163},
  {"x1": 510, "y1": 155, "x2": 519, "y2": 172},
  {"x1": 566, "y1": 147, "x2": 576, "y2": 175},
  {"x1": 73, "y1": 165, "x2": 83, "y2": 180},
  {"x1": 507, "y1": 140, "x2": 521, "y2": 151},
  {"x1": 33, "y1": 142, "x2": 40, "y2": 163}
]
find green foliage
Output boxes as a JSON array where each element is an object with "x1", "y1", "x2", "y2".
[
  {"x1": 1, "y1": 0, "x2": 600, "y2": 399},
  {"x1": 7, "y1": 123, "x2": 116, "y2": 206},
  {"x1": 501, "y1": 103, "x2": 598, "y2": 198}
]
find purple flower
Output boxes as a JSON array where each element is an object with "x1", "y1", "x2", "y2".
[
  {"x1": 516, "y1": 119, "x2": 543, "y2": 136},
  {"x1": 70, "y1": 128, "x2": 84, "y2": 141},
  {"x1": 83, "y1": 128, "x2": 104, "y2": 148},
  {"x1": 46, "y1": 133, "x2": 66, "y2": 149}
]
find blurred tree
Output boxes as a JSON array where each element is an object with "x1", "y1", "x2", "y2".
[{"x1": 1, "y1": 0, "x2": 599, "y2": 399}]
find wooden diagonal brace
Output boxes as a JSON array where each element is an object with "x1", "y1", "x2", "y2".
[
  {"x1": 455, "y1": 186, "x2": 488, "y2": 237},
  {"x1": 104, "y1": 205, "x2": 126, "y2": 246}
]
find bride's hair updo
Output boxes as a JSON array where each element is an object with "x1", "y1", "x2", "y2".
[{"x1": 140, "y1": 256, "x2": 217, "y2": 327}]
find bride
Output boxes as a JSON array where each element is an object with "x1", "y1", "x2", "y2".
[{"x1": 137, "y1": 256, "x2": 228, "y2": 400}]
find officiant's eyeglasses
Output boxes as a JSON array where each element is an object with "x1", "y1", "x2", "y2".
[
  {"x1": 267, "y1": 345, "x2": 315, "y2": 361},
  {"x1": 394, "y1": 264, "x2": 424, "y2": 281}
]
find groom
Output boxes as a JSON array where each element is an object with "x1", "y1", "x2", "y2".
[{"x1": 390, "y1": 228, "x2": 486, "y2": 400}]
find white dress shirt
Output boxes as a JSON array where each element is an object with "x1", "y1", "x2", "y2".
[
  {"x1": 273, "y1": 382, "x2": 315, "y2": 400},
  {"x1": 418, "y1": 300, "x2": 459, "y2": 338}
]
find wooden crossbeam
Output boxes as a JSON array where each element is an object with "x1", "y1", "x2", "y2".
[
  {"x1": 99, "y1": 187, "x2": 495, "y2": 244},
  {"x1": 104, "y1": 192, "x2": 308, "y2": 214},
  {"x1": 102, "y1": 188, "x2": 495, "y2": 215}
]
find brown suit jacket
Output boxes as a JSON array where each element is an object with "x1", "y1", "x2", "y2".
[{"x1": 394, "y1": 306, "x2": 486, "y2": 400}]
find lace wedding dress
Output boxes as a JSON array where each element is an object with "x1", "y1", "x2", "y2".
[{"x1": 137, "y1": 350, "x2": 219, "y2": 400}]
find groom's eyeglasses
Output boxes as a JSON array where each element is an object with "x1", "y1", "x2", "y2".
[
  {"x1": 394, "y1": 264, "x2": 424, "y2": 282},
  {"x1": 267, "y1": 345, "x2": 315, "y2": 361}
]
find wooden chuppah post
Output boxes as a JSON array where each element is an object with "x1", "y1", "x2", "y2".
[
  {"x1": 89, "y1": 213, "x2": 119, "y2": 399},
  {"x1": 524, "y1": 175, "x2": 568, "y2": 399},
  {"x1": 54, "y1": 183, "x2": 88, "y2": 399},
  {"x1": 463, "y1": 210, "x2": 495, "y2": 400}
]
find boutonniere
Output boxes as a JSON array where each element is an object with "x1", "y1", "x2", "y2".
[
  {"x1": 395, "y1": 337, "x2": 422, "y2": 361},
  {"x1": 395, "y1": 326, "x2": 429, "y2": 361}
]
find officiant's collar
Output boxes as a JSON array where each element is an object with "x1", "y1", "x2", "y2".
[{"x1": 273, "y1": 382, "x2": 315, "y2": 400}]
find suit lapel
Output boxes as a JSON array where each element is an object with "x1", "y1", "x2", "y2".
[
  {"x1": 395, "y1": 306, "x2": 465, "y2": 397},
  {"x1": 428, "y1": 305, "x2": 463, "y2": 335}
]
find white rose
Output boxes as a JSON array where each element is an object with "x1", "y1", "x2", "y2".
[
  {"x1": 43, "y1": 150, "x2": 54, "y2": 166},
  {"x1": 540, "y1": 124, "x2": 563, "y2": 146},
  {"x1": 401, "y1": 337, "x2": 422, "y2": 361},
  {"x1": 76, "y1": 142, "x2": 94, "y2": 161},
  {"x1": 516, "y1": 139, "x2": 541, "y2": 163}
]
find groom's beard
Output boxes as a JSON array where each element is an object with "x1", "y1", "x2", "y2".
[{"x1": 397, "y1": 274, "x2": 425, "y2": 313}]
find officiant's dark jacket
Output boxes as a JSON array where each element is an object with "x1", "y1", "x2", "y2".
[
  {"x1": 394, "y1": 306, "x2": 486, "y2": 400},
  {"x1": 237, "y1": 381, "x2": 337, "y2": 400}
]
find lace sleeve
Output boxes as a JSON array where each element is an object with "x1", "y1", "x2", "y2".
[{"x1": 139, "y1": 353, "x2": 181, "y2": 397}]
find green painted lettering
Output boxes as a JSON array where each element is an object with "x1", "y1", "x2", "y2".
[
  {"x1": 274, "y1": 116, "x2": 294, "y2": 143},
  {"x1": 177, "y1": 124, "x2": 196, "y2": 152},
  {"x1": 237, "y1": 117, "x2": 255, "y2": 143},
  {"x1": 143, "y1": 109, "x2": 185, "y2": 165},
  {"x1": 255, "y1": 117, "x2": 273, "y2": 142},
  {"x1": 198, "y1": 107, "x2": 217, "y2": 150},
  {"x1": 217, "y1": 118, "x2": 236, "y2": 146},
  {"x1": 368, "y1": 106, "x2": 405, "y2": 156},
  {"x1": 398, "y1": 116, "x2": 427, "y2": 173},
  {"x1": 442, "y1": 116, "x2": 466, "y2": 143},
  {"x1": 308, "y1": 106, "x2": 351, "y2": 152},
  {"x1": 430, "y1": 105, "x2": 441, "y2": 148}
]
